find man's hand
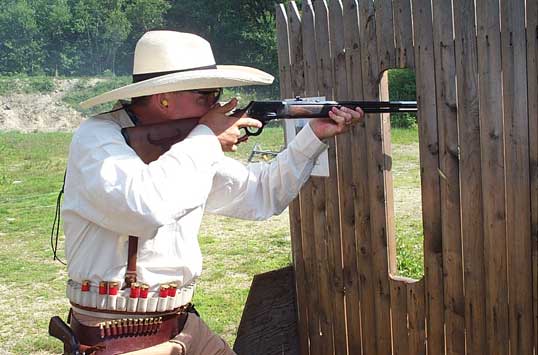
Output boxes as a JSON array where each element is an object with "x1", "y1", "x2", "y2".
[
  {"x1": 198, "y1": 98, "x2": 262, "y2": 152},
  {"x1": 309, "y1": 106, "x2": 364, "y2": 140}
]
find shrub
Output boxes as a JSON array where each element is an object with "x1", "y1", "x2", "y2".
[
  {"x1": 391, "y1": 113, "x2": 417, "y2": 129},
  {"x1": 0, "y1": 74, "x2": 55, "y2": 95}
]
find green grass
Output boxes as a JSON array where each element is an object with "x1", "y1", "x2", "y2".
[{"x1": 0, "y1": 126, "x2": 423, "y2": 353}]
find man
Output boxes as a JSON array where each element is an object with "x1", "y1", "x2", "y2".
[{"x1": 60, "y1": 30, "x2": 363, "y2": 354}]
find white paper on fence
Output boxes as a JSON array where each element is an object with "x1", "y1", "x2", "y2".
[{"x1": 283, "y1": 97, "x2": 330, "y2": 177}]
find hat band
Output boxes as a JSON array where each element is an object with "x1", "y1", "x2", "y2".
[{"x1": 132, "y1": 65, "x2": 218, "y2": 83}]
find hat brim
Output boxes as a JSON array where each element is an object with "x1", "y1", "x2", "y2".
[{"x1": 79, "y1": 65, "x2": 274, "y2": 109}]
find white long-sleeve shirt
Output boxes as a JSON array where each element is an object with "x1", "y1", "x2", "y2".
[{"x1": 62, "y1": 107, "x2": 327, "y2": 291}]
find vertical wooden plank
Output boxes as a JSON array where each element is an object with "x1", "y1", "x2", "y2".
[
  {"x1": 276, "y1": 4, "x2": 293, "y2": 99},
  {"x1": 410, "y1": 0, "x2": 445, "y2": 353},
  {"x1": 302, "y1": 0, "x2": 318, "y2": 96},
  {"x1": 328, "y1": 1, "x2": 351, "y2": 355},
  {"x1": 311, "y1": 175, "x2": 335, "y2": 355},
  {"x1": 379, "y1": 71, "x2": 397, "y2": 278},
  {"x1": 343, "y1": 0, "x2": 364, "y2": 99},
  {"x1": 475, "y1": 0, "x2": 509, "y2": 353},
  {"x1": 500, "y1": 1, "x2": 534, "y2": 354},
  {"x1": 342, "y1": 2, "x2": 378, "y2": 354},
  {"x1": 392, "y1": 0, "x2": 414, "y2": 70},
  {"x1": 298, "y1": 2, "x2": 322, "y2": 354},
  {"x1": 284, "y1": 3, "x2": 310, "y2": 354},
  {"x1": 341, "y1": 1, "x2": 367, "y2": 354},
  {"x1": 357, "y1": 1, "x2": 392, "y2": 353},
  {"x1": 374, "y1": 0, "x2": 396, "y2": 72},
  {"x1": 380, "y1": 68, "x2": 402, "y2": 355},
  {"x1": 288, "y1": 2, "x2": 305, "y2": 97},
  {"x1": 431, "y1": 1, "x2": 465, "y2": 355},
  {"x1": 313, "y1": 0, "x2": 334, "y2": 100},
  {"x1": 390, "y1": 277, "x2": 410, "y2": 355},
  {"x1": 527, "y1": 1, "x2": 538, "y2": 351},
  {"x1": 312, "y1": 2, "x2": 337, "y2": 354},
  {"x1": 407, "y1": 280, "x2": 426, "y2": 355},
  {"x1": 452, "y1": 1, "x2": 486, "y2": 353}
]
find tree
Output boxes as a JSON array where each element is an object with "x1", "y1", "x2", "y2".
[
  {"x1": 0, "y1": 0, "x2": 44, "y2": 74},
  {"x1": 165, "y1": 0, "x2": 284, "y2": 95}
]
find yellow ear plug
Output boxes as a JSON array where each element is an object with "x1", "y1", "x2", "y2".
[{"x1": 161, "y1": 99, "x2": 168, "y2": 107}]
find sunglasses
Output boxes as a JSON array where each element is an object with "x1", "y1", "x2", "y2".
[{"x1": 189, "y1": 88, "x2": 222, "y2": 104}]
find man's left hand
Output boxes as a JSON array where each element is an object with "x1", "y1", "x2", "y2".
[{"x1": 309, "y1": 106, "x2": 364, "y2": 140}]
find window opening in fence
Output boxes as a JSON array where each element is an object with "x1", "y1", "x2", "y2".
[{"x1": 385, "y1": 68, "x2": 424, "y2": 280}]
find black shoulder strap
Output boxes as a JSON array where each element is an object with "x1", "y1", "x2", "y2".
[{"x1": 50, "y1": 170, "x2": 66, "y2": 265}]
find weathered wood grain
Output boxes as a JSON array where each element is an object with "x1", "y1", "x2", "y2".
[
  {"x1": 284, "y1": 3, "x2": 310, "y2": 354},
  {"x1": 312, "y1": 3, "x2": 337, "y2": 354},
  {"x1": 234, "y1": 266, "x2": 299, "y2": 355},
  {"x1": 500, "y1": 1, "x2": 534, "y2": 354},
  {"x1": 374, "y1": 0, "x2": 396, "y2": 72},
  {"x1": 410, "y1": 0, "x2": 445, "y2": 353},
  {"x1": 328, "y1": 1, "x2": 351, "y2": 354},
  {"x1": 452, "y1": 1, "x2": 486, "y2": 353},
  {"x1": 341, "y1": 2, "x2": 378, "y2": 354},
  {"x1": 475, "y1": 0, "x2": 509, "y2": 353},
  {"x1": 407, "y1": 279, "x2": 426, "y2": 355},
  {"x1": 298, "y1": 2, "x2": 322, "y2": 353},
  {"x1": 357, "y1": 1, "x2": 392, "y2": 353},
  {"x1": 527, "y1": 0, "x2": 538, "y2": 351},
  {"x1": 392, "y1": 0, "x2": 414, "y2": 69},
  {"x1": 431, "y1": 1, "x2": 465, "y2": 354},
  {"x1": 390, "y1": 278, "x2": 410, "y2": 355}
]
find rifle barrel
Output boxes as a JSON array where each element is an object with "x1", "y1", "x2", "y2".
[{"x1": 334, "y1": 101, "x2": 417, "y2": 113}]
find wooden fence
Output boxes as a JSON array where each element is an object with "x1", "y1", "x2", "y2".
[{"x1": 275, "y1": 0, "x2": 537, "y2": 354}]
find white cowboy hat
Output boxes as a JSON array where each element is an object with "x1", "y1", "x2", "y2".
[{"x1": 79, "y1": 31, "x2": 274, "y2": 109}]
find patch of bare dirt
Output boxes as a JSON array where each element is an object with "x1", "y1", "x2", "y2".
[{"x1": 0, "y1": 79, "x2": 86, "y2": 132}]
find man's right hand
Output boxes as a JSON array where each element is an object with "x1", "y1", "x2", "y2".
[{"x1": 198, "y1": 98, "x2": 262, "y2": 152}]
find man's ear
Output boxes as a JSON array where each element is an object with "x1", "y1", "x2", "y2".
[{"x1": 152, "y1": 93, "x2": 169, "y2": 112}]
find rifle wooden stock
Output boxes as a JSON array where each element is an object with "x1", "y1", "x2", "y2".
[
  {"x1": 122, "y1": 118, "x2": 199, "y2": 164},
  {"x1": 122, "y1": 100, "x2": 417, "y2": 164}
]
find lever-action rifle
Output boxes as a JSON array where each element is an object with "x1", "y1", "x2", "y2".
[{"x1": 123, "y1": 98, "x2": 417, "y2": 164}]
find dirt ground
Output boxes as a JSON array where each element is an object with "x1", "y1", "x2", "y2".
[{"x1": 0, "y1": 79, "x2": 86, "y2": 132}]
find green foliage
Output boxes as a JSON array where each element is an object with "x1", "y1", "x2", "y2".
[
  {"x1": 390, "y1": 112, "x2": 417, "y2": 129},
  {"x1": 0, "y1": 74, "x2": 55, "y2": 95},
  {"x1": 0, "y1": 0, "x2": 284, "y2": 96},
  {"x1": 0, "y1": 0, "x2": 44, "y2": 74},
  {"x1": 388, "y1": 69, "x2": 417, "y2": 128},
  {"x1": 61, "y1": 76, "x2": 131, "y2": 115},
  {"x1": 0, "y1": 0, "x2": 170, "y2": 76},
  {"x1": 165, "y1": 0, "x2": 282, "y2": 96}
]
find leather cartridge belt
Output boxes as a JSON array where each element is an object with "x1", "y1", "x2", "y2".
[
  {"x1": 67, "y1": 280, "x2": 196, "y2": 314},
  {"x1": 70, "y1": 308, "x2": 189, "y2": 354}
]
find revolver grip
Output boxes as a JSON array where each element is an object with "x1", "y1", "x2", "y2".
[{"x1": 48, "y1": 316, "x2": 81, "y2": 355}]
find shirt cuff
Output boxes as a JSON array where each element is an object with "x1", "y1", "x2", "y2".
[
  {"x1": 288, "y1": 121, "x2": 328, "y2": 159},
  {"x1": 167, "y1": 124, "x2": 224, "y2": 165}
]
